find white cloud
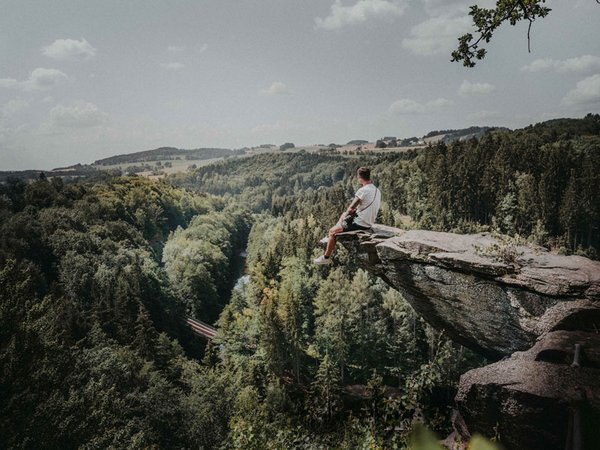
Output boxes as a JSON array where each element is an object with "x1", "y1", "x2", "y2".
[
  {"x1": 42, "y1": 38, "x2": 96, "y2": 61},
  {"x1": 45, "y1": 101, "x2": 109, "y2": 128},
  {"x1": 259, "y1": 81, "x2": 289, "y2": 96},
  {"x1": 420, "y1": 0, "x2": 469, "y2": 17},
  {"x1": 555, "y1": 56, "x2": 598, "y2": 73},
  {"x1": 160, "y1": 62, "x2": 185, "y2": 71},
  {"x1": 561, "y1": 74, "x2": 600, "y2": 108},
  {"x1": 420, "y1": 0, "x2": 495, "y2": 17},
  {"x1": 458, "y1": 80, "x2": 495, "y2": 96},
  {"x1": 1, "y1": 99, "x2": 30, "y2": 118},
  {"x1": 521, "y1": 55, "x2": 600, "y2": 74},
  {"x1": 167, "y1": 45, "x2": 186, "y2": 53},
  {"x1": 0, "y1": 79, "x2": 19, "y2": 89},
  {"x1": 0, "y1": 68, "x2": 68, "y2": 91},
  {"x1": 402, "y1": 1, "x2": 495, "y2": 56},
  {"x1": 466, "y1": 110, "x2": 501, "y2": 123},
  {"x1": 520, "y1": 58, "x2": 554, "y2": 72},
  {"x1": 315, "y1": 0, "x2": 407, "y2": 30},
  {"x1": 251, "y1": 119, "x2": 294, "y2": 134},
  {"x1": 402, "y1": 15, "x2": 471, "y2": 55},
  {"x1": 389, "y1": 97, "x2": 451, "y2": 114},
  {"x1": 198, "y1": 43, "x2": 208, "y2": 53}
]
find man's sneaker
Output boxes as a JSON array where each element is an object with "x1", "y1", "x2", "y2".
[
  {"x1": 313, "y1": 255, "x2": 332, "y2": 265},
  {"x1": 319, "y1": 236, "x2": 329, "y2": 244}
]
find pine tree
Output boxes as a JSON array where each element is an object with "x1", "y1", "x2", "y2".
[
  {"x1": 313, "y1": 268, "x2": 352, "y2": 383},
  {"x1": 133, "y1": 302, "x2": 158, "y2": 359},
  {"x1": 276, "y1": 256, "x2": 313, "y2": 382},
  {"x1": 382, "y1": 288, "x2": 428, "y2": 385},
  {"x1": 258, "y1": 282, "x2": 287, "y2": 377},
  {"x1": 347, "y1": 269, "x2": 379, "y2": 379},
  {"x1": 515, "y1": 171, "x2": 539, "y2": 235},
  {"x1": 310, "y1": 353, "x2": 342, "y2": 424}
]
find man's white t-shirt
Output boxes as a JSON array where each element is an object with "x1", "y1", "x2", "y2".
[{"x1": 354, "y1": 183, "x2": 381, "y2": 227}]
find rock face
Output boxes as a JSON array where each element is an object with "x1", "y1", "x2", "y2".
[
  {"x1": 337, "y1": 225, "x2": 600, "y2": 449},
  {"x1": 338, "y1": 225, "x2": 600, "y2": 359}
]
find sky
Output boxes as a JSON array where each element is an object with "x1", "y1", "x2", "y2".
[{"x1": 0, "y1": 0, "x2": 599, "y2": 170}]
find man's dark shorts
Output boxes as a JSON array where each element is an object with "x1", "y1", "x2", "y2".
[{"x1": 341, "y1": 215, "x2": 371, "y2": 232}]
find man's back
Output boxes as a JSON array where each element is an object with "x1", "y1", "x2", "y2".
[{"x1": 354, "y1": 183, "x2": 380, "y2": 227}]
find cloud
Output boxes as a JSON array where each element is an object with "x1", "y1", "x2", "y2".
[
  {"x1": 420, "y1": 0, "x2": 495, "y2": 17},
  {"x1": 160, "y1": 62, "x2": 185, "y2": 71},
  {"x1": 521, "y1": 55, "x2": 600, "y2": 74},
  {"x1": 167, "y1": 45, "x2": 186, "y2": 53},
  {"x1": 402, "y1": 15, "x2": 471, "y2": 55},
  {"x1": 0, "y1": 68, "x2": 68, "y2": 91},
  {"x1": 1, "y1": 99, "x2": 30, "y2": 118},
  {"x1": 389, "y1": 97, "x2": 451, "y2": 114},
  {"x1": 259, "y1": 81, "x2": 289, "y2": 96},
  {"x1": 251, "y1": 119, "x2": 294, "y2": 134},
  {"x1": 401, "y1": 1, "x2": 495, "y2": 56},
  {"x1": 41, "y1": 38, "x2": 96, "y2": 61},
  {"x1": 520, "y1": 58, "x2": 554, "y2": 72},
  {"x1": 466, "y1": 110, "x2": 501, "y2": 123},
  {"x1": 458, "y1": 80, "x2": 495, "y2": 96},
  {"x1": 315, "y1": 0, "x2": 407, "y2": 30},
  {"x1": 561, "y1": 74, "x2": 600, "y2": 108},
  {"x1": 45, "y1": 101, "x2": 109, "y2": 128},
  {"x1": 420, "y1": 0, "x2": 470, "y2": 17}
]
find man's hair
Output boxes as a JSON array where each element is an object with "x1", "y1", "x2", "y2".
[{"x1": 357, "y1": 167, "x2": 370, "y2": 180}]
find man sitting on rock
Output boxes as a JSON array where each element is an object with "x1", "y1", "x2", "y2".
[{"x1": 313, "y1": 167, "x2": 381, "y2": 265}]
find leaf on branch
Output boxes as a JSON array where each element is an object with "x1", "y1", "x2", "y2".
[{"x1": 451, "y1": 0, "x2": 551, "y2": 68}]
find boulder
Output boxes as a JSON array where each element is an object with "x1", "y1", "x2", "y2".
[{"x1": 455, "y1": 330, "x2": 600, "y2": 450}]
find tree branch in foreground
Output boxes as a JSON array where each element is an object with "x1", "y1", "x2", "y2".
[{"x1": 451, "y1": 0, "x2": 551, "y2": 67}]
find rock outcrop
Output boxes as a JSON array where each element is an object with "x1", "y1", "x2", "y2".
[
  {"x1": 337, "y1": 225, "x2": 600, "y2": 449},
  {"x1": 337, "y1": 225, "x2": 600, "y2": 359},
  {"x1": 455, "y1": 330, "x2": 600, "y2": 449}
]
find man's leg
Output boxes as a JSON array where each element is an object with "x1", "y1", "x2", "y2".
[{"x1": 325, "y1": 224, "x2": 343, "y2": 257}]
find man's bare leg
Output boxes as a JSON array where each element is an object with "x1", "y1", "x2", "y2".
[{"x1": 325, "y1": 224, "x2": 343, "y2": 257}]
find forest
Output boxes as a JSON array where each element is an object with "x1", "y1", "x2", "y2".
[{"x1": 1, "y1": 115, "x2": 599, "y2": 449}]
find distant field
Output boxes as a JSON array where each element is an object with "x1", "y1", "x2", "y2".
[
  {"x1": 84, "y1": 142, "x2": 426, "y2": 180},
  {"x1": 92, "y1": 156, "x2": 246, "y2": 178},
  {"x1": 334, "y1": 143, "x2": 424, "y2": 153},
  {"x1": 280, "y1": 144, "x2": 425, "y2": 154}
]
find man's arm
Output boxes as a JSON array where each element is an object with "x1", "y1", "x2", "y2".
[
  {"x1": 346, "y1": 196, "x2": 361, "y2": 214},
  {"x1": 335, "y1": 195, "x2": 362, "y2": 225}
]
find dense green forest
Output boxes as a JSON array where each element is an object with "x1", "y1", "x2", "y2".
[
  {"x1": 172, "y1": 114, "x2": 600, "y2": 257},
  {"x1": 1, "y1": 115, "x2": 598, "y2": 449}
]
